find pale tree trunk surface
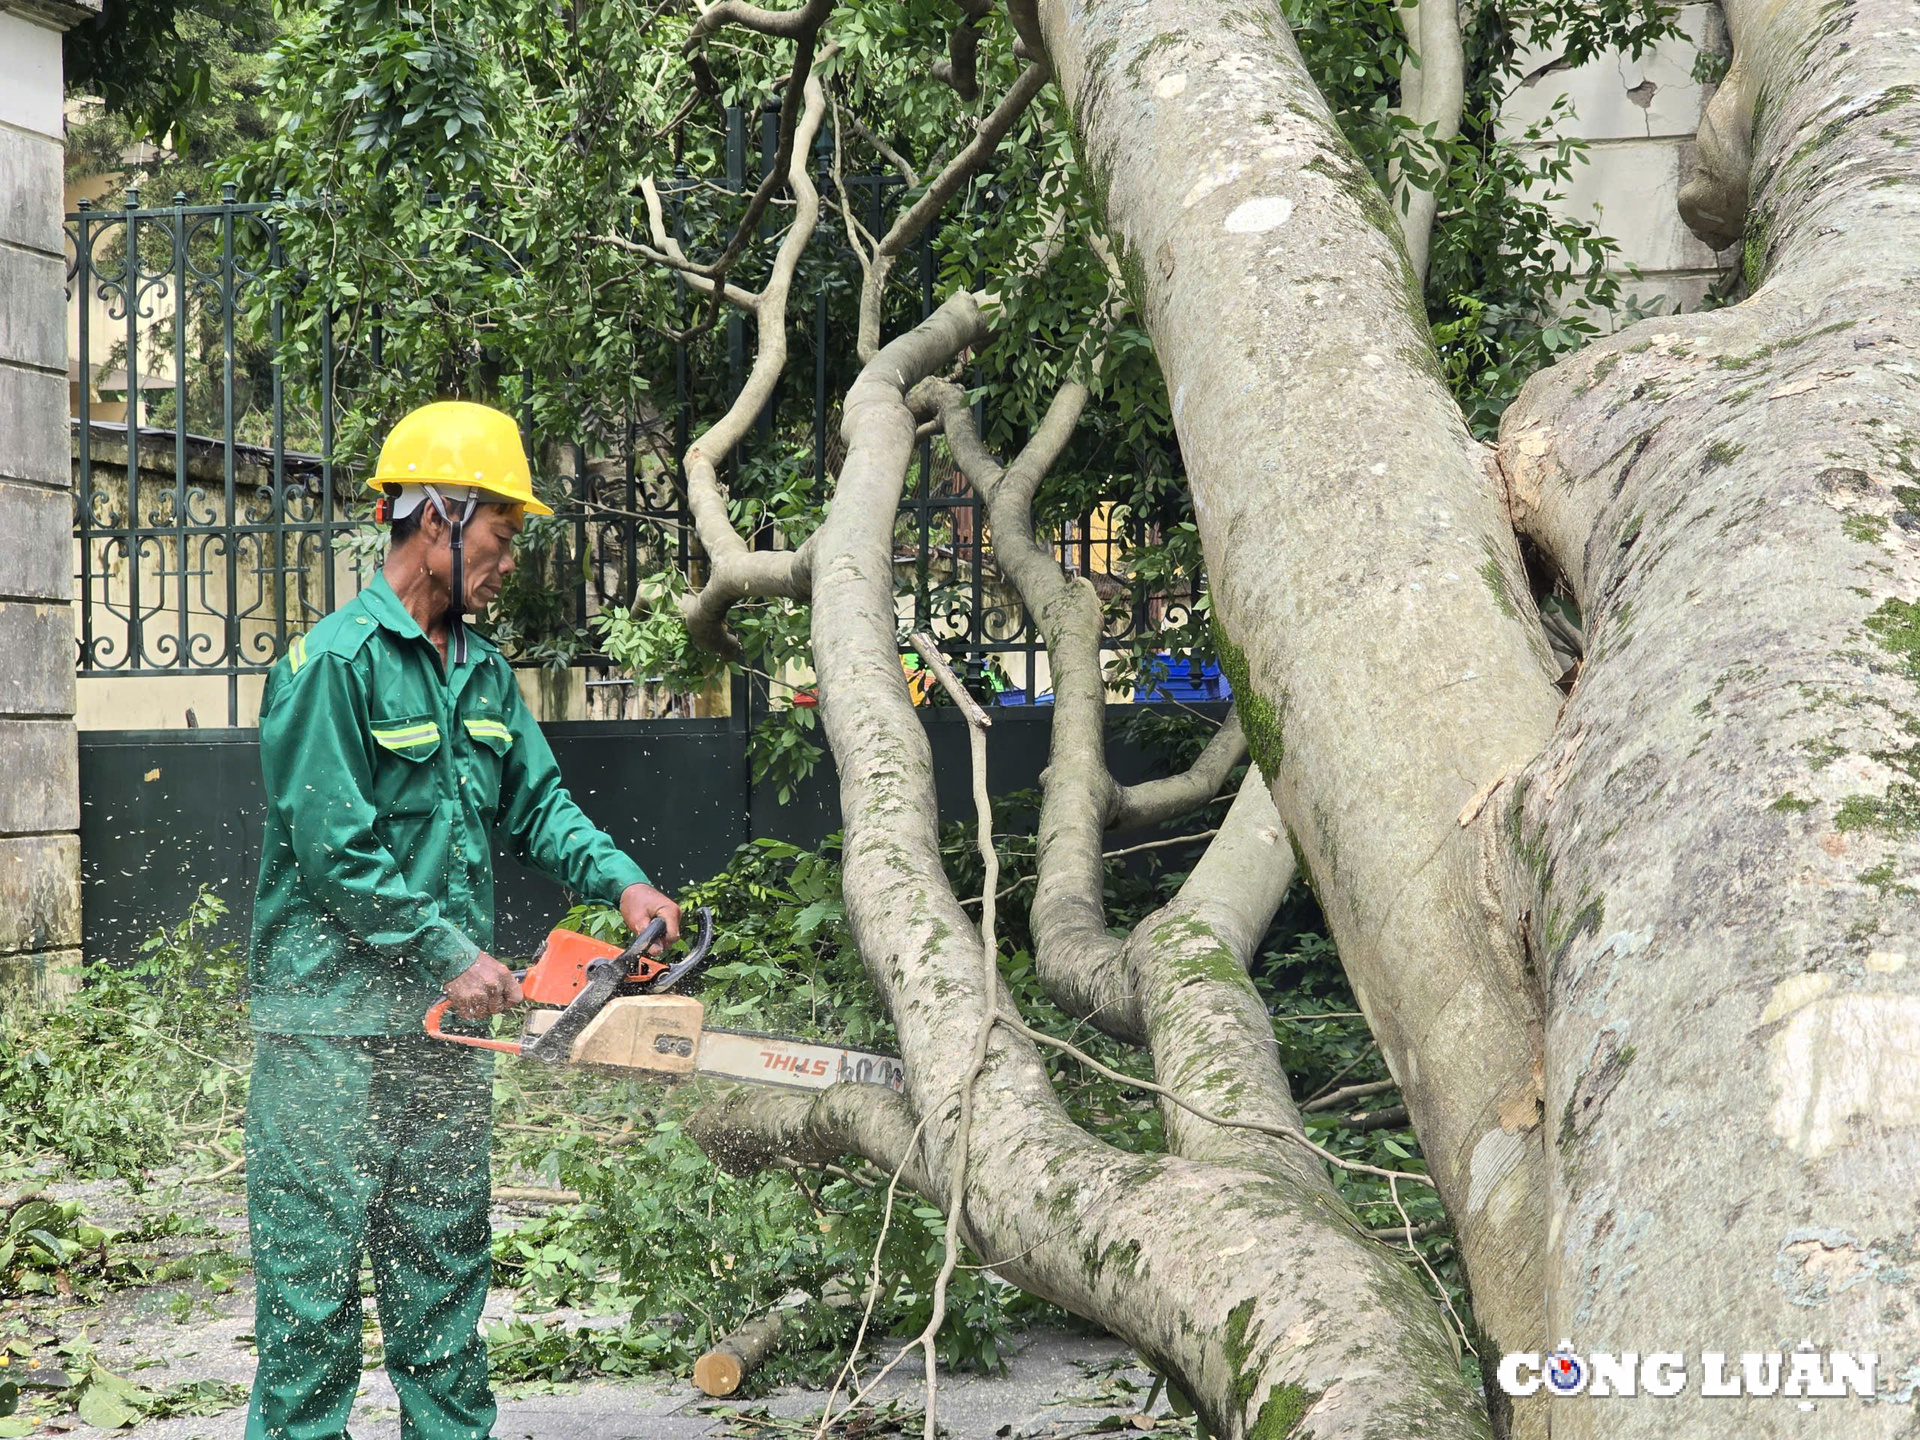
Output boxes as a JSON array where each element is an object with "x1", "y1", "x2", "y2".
[
  {"x1": 801, "y1": 300, "x2": 1487, "y2": 1437},
  {"x1": 1495, "y1": 1, "x2": 1920, "y2": 1433},
  {"x1": 1047, "y1": 0, "x2": 1920, "y2": 1431},
  {"x1": 1036, "y1": 0, "x2": 1562, "y2": 1375}
]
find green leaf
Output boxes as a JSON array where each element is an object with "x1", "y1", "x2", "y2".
[
  {"x1": 75, "y1": 1376, "x2": 145, "y2": 1430},
  {"x1": 23, "y1": 1233, "x2": 69, "y2": 1265},
  {"x1": 8, "y1": 1203, "x2": 59, "y2": 1238}
]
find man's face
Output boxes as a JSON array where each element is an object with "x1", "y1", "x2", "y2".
[
  {"x1": 456, "y1": 504, "x2": 526, "y2": 612},
  {"x1": 419, "y1": 501, "x2": 525, "y2": 613}
]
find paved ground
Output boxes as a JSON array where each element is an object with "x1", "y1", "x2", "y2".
[{"x1": 3, "y1": 1174, "x2": 1170, "y2": 1439}]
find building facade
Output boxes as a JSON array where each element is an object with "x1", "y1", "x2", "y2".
[{"x1": 2, "y1": 0, "x2": 99, "y2": 1009}]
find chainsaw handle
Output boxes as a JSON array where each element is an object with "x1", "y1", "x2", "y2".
[
  {"x1": 423, "y1": 997, "x2": 527, "y2": 1055},
  {"x1": 615, "y1": 916, "x2": 671, "y2": 970},
  {"x1": 643, "y1": 906, "x2": 715, "y2": 994}
]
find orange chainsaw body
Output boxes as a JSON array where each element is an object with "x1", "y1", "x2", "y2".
[
  {"x1": 521, "y1": 927, "x2": 668, "y2": 1004},
  {"x1": 423, "y1": 907, "x2": 906, "y2": 1092},
  {"x1": 423, "y1": 911, "x2": 711, "y2": 1059}
]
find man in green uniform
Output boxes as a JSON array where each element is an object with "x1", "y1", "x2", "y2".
[{"x1": 244, "y1": 400, "x2": 680, "y2": 1440}]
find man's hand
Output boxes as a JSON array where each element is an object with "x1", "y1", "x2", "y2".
[
  {"x1": 620, "y1": 883, "x2": 682, "y2": 954},
  {"x1": 444, "y1": 952, "x2": 523, "y2": 1023}
]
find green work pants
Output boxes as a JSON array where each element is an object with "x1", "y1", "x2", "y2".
[{"x1": 244, "y1": 1033, "x2": 495, "y2": 1440}]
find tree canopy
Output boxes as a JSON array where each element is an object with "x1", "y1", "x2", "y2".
[{"x1": 129, "y1": 0, "x2": 1679, "y2": 696}]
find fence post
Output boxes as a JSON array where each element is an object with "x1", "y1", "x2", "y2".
[
  {"x1": 270, "y1": 189, "x2": 289, "y2": 678},
  {"x1": 75, "y1": 199, "x2": 95, "y2": 674},
  {"x1": 220, "y1": 181, "x2": 241, "y2": 727},
  {"x1": 124, "y1": 187, "x2": 145, "y2": 688},
  {"x1": 171, "y1": 193, "x2": 189, "y2": 673},
  {"x1": 320, "y1": 288, "x2": 338, "y2": 614}
]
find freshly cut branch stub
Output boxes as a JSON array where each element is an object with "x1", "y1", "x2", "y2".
[{"x1": 693, "y1": 1311, "x2": 787, "y2": 1396}]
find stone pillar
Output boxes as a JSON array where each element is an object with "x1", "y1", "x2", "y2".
[{"x1": 0, "y1": 0, "x2": 98, "y2": 1011}]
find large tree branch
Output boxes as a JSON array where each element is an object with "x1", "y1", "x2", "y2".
[
  {"x1": 685, "y1": 1080, "x2": 937, "y2": 1198},
  {"x1": 933, "y1": 379, "x2": 1267, "y2": 1046},
  {"x1": 1491, "y1": 9, "x2": 1920, "y2": 1435},
  {"x1": 855, "y1": 61, "x2": 1051, "y2": 362},
  {"x1": 671, "y1": 12, "x2": 836, "y2": 345},
  {"x1": 927, "y1": 379, "x2": 1312, "y2": 1194},
  {"x1": 1109, "y1": 711, "x2": 1248, "y2": 831},
  {"x1": 1390, "y1": 0, "x2": 1465, "y2": 285},
  {"x1": 633, "y1": 67, "x2": 829, "y2": 654},
  {"x1": 1038, "y1": 0, "x2": 1562, "y2": 1368},
  {"x1": 688, "y1": 0, "x2": 834, "y2": 40},
  {"x1": 930, "y1": 378, "x2": 1134, "y2": 1032},
  {"x1": 1119, "y1": 769, "x2": 1307, "y2": 1182},
  {"x1": 736, "y1": 298, "x2": 1491, "y2": 1438},
  {"x1": 931, "y1": 0, "x2": 993, "y2": 100},
  {"x1": 1005, "y1": 0, "x2": 1046, "y2": 64},
  {"x1": 1676, "y1": 0, "x2": 1761, "y2": 250}
]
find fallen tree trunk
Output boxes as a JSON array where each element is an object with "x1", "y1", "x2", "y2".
[
  {"x1": 1487, "y1": 3, "x2": 1920, "y2": 1433},
  {"x1": 1034, "y1": 0, "x2": 1557, "y2": 1377}
]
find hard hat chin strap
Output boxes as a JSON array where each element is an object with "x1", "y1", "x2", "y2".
[{"x1": 421, "y1": 485, "x2": 479, "y2": 666}]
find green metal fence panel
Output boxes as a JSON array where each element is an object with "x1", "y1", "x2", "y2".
[
  {"x1": 78, "y1": 703, "x2": 1228, "y2": 964},
  {"x1": 67, "y1": 115, "x2": 1207, "y2": 726},
  {"x1": 80, "y1": 721, "x2": 747, "y2": 961}
]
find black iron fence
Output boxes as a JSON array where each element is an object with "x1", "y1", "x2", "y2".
[{"x1": 67, "y1": 112, "x2": 1197, "y2": 725}]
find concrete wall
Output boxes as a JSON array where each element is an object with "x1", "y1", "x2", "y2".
[
  {"x1": 0, "y1": 0, "x2": 99, "y2": 1012},
  {"x1": 1500, "y1": 3, "x2": 1736, "y2": 321}
]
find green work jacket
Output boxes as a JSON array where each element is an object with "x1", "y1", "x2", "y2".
[{"x1": 249, "y1": 574, "x2": 648, "y2": 1035}]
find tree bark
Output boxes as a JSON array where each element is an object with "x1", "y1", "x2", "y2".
[
  {"x1": 695, "y1": 1312, "x2": 788, "y2": 1396},
  {"x1": 1035, "y1": 0, "x2": 1561, "y2": 1373},
  {"x1": 1390, "y1": 0, "x2": 1465, "y2": 285},
  {"x1": 697, "y1": 297, "x2": 1490, "y2": 1437},
  {"x1": 1493, "y1": 2, "x2": 1920, "y2": 1432}
]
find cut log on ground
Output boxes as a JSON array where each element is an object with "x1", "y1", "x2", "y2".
[{"x1": 693, "y1": 1311, "x2": 787, "y2": 1397}]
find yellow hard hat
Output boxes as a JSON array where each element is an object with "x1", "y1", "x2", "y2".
[{"x1": 369, "y1": 400, "x2": 553, "y2": 516}]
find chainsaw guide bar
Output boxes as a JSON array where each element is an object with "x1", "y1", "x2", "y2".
[
  {"x1": 424, "y1": 908, "x2": 905, "y2": 1094},
  {"x1": 523, "y1": 998, "x2": 905, "y2": 1092}
]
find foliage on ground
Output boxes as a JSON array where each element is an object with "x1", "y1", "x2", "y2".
[
  {"x1": 1, "y1": 718, "x2": 1448, "y2": 1395},
  {"x1": 0, "y1": 1323, "x2": 249, "y2": 1437},
  {"x1": 499, "y1": 721, "x2": 1453, "y2": 1386},
  {"x1": 0, "y1": 1197, "x2": 237, "y2": 1305},
  {"x1": 0, "y1": 892, "x2": 250, "y2": 1189}
]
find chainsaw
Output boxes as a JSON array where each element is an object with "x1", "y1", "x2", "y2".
[{"x1": 424, "y1": 907, "x2": 905, "y2": 1095}]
